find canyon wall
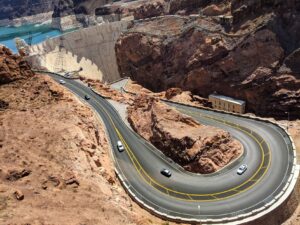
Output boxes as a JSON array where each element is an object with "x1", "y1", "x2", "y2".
[
  {"x1": 115, "y1": 12, "x2": 300, "y2": 118},
  {"x1": 29, "y1": 20, "x2": 130, "y2": 82},
  {"x1": 0, "y1": 0, "x2": 111, "y2": 21},
  {"x1": 0, "y1": 0, "x2": 112, "y2": 29}
]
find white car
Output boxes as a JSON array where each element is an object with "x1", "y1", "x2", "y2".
[
  {"x1": 59, "y1": 79, "x2": 66, "y2": 84},
  {"x1": 117, "y1": 140, "x2": 125, "y2": 152},
  {"x1": 237, "y1": 164, "x2": 247, "y2": 175}
]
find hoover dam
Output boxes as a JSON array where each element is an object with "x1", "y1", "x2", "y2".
[{"x1": 28, "y1": 20, "x2": 130, "y2": 81}]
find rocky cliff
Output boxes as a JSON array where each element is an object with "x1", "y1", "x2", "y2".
[
  {"x1": 0, "y1": 0, "x2": 112, "y2": 26},
  {"x1": 116, "y1": 1, "x2": 300, "y2": 118},
  {"x1": 0, "y1": 46, "x2": 34, "y2": 84},
  {"x1": 95, "y1": 0, "x2": 229, "y2": 19},
  {"x1": 127, "y1": 95, "x2": 243, "y2": 174},
  {"x1": 0, "y1": 45, "x2": 169, "y2": 225},
  {"x1": 0, "y1": 0, "x2": 55, "y2": 20}
]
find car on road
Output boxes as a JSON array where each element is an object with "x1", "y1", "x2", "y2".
[
  {"x1": 161, "y1": 169, "x2": 172, "y2": 177},
  {"x1": 237, "y1": 164, "x2": 247, "y2": 175},
  {"x1": 59, "y1": 79, "x2": 66, "y2": 84},
  {"x1": 117, "y1": 140, "x2": 125, "y2": 152},
  {"x1": 84, "y1": 95, "x2": 90, "y2": 100}
]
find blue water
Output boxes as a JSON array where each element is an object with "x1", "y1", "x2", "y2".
[{"x1": 0, "y1": 24, "x2": 63, "y2": 52}]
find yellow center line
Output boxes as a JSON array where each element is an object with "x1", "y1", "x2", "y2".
[
  {"x1": 187, "y1": 194, "x2": 193, "y2": 200},
  {"x1": 66, "y1": 82, "x2": 272, "y2": 202},
  {"x1": 211, "y1": 195, "x2": 219, "y2": 199}
]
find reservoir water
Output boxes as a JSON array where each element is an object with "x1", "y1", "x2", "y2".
[{"x1": 0, "y1": 24, "x2": 63, "y2": 53}]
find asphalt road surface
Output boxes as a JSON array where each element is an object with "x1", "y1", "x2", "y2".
[{"x1": 51, "y1": 74, "x2": 294, "y2": 221}]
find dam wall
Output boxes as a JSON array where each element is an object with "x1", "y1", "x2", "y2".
[{"x1": 29, "y1": 20, "x2": 130, "y2": 82}]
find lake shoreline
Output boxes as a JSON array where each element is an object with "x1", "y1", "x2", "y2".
[
  {"x1": 0, "y1": 12, "x2": 53, "y2": 28},
  {"x1": 0, "y1": 23, "x2": 63, "y2": 53}
]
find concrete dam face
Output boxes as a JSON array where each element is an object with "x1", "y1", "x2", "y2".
[{"x1": 29, "y1": 20, "x2": 130, "y2": 82}]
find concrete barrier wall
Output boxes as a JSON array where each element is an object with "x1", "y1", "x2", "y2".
[{"x1": 29, "y1": 20, "x2": 130, "y2": 82}]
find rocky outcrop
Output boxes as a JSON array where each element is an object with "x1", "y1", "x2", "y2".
[
  {"x1": 0, "y1": 46, "x2": 34, "y2": 85},
  {"x1": 116, "y1": 14, "x2": 300, "y2": 118},
  {"x1": 0, "y1": 0, "x2": 55, "y2": 20},
  {"x1": 164, "y1": 87, "x2": 209, "y2": 107},
  {"x1": 0, "y1": 0, "x2": 111, "y2": 27},
  {"x1": 127, "y1": 95, "x2": 242, "y2": 174},
  {"x1": 95, "y1": 0, "x2": 231, "y2": 20},
  {"x1": 116, "y1": 0, "x2": 166, "y2": 20},
  {"x1": 0, "y1": 46, "x2": 166, "y2": 225},
  {"x1": 0, "y1": 0, "x2": 109, "y2": 20},
  {"x1": 231, "y1": 0, "x2": 300, "y2": 24},
  {"x1": 168, "y1": 0, "x2": 224, "y2": 15}
]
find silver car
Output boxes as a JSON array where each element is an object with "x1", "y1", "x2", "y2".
[
  {"x1": 59, "y1": 79, "x2": 66, "y2": 84},
  {"x1": 237, "y1": 164, "x2": 247, "y2": 175},
  {"x1": 117, "y1": 140, "x2": 125, "y2": 152}
]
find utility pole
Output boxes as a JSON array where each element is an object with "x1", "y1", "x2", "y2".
[{"x1": 27, "y1": 31, "x2": 33, "y2": 46}]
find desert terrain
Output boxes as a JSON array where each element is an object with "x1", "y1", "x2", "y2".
[
  {"x1": 0, "y1": 46, "x2": 173, "y2": 225},
  {"x1": 0, "y1": 0, "x2": 299, "y2": 224}
]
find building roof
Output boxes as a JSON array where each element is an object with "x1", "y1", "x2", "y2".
[{"x1": 209, "y1": 94, "x2": 246, "y2": 106}]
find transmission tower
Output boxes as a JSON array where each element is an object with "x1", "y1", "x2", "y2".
[
  {"x1": 26, "y1": 31, "x2": 33, "y2": 46},
  {"x1": 54, "y1": 36, "x2": 66, "y2": 73}
]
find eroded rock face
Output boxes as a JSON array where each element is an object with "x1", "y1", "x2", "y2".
[
  {"x1": 116, "y1": 15, "x2": 300, "y2": 118},
  {"x1": 168, "y1": 0, "x2": 204, "y2": 14},
  {"x1": 0, "y1": 46, "x2": 34, "y2": 85},
  {"x1": 0, "y1": 0, "x2": 55, "y2": 20},
  {"x1": 114, "y1": 0, "x2": 166, "y2": 20},
  {"x1": 127, "y1": 95, "x2": 243, "y2": 174},
  {"x1": 231, "y1": 0, "x2": 300, "y2": 24},
  {"x1": 0, "y1": 0, "x2": 111, "y2": 26},
  {"x1": 96, "y1": 0, "x2": 230, "y2": 20}
]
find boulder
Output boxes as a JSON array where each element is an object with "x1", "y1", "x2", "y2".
[{"x1": 14, "y1": 190, "x2": 24, "y2": 201}]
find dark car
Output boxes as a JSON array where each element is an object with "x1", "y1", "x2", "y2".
[
  {"x1": 161, "y1": 169, "x2": 172, "y2": 177},
  {"x1": 85, "y1": 95, "x2": 90, "y2": 100}
]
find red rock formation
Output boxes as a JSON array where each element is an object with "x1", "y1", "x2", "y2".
[
  {"x1": 116, "y1": 14, "x2": 300, "y2": 118},
  {"x1": 202, "y1": 4, "x2": 226, "y2": 16},
  {"x1": 127, "y1": 95, "x2": 243, "y2": 174},
  {"x1": 0, "y1": 46, "x2": 34, "y2": 85},
  {"x1": 116, "y1": 0, "x2": 166, "y2": 20}
]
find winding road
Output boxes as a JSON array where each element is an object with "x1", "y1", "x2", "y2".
[{"x1": 50, "y1": 73, "x2": 297, "y2": 224}]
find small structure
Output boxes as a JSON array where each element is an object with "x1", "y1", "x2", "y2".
[{"x1": 209, "y1": 94, "x2": 246, "y2": 114}]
